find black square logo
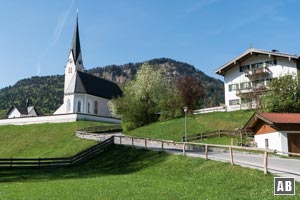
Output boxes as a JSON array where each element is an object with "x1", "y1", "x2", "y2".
[{"x1": 274, "y1": 177, "x2": 295, "y2": 195}]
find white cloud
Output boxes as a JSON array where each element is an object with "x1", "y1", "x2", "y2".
[{"x1": 50, "y1": 0, "x2": 74, "y2": 47}]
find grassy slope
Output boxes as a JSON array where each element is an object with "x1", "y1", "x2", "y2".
[
  {"x1": 0, "y1": 121, "x2": 109, "y2": 158},
  {"x1": 1, "y1": 145, "x2": 298, "y2": 200},
  {"x1": 126, "y1": 110, "x2": 254, "y2": 142}
]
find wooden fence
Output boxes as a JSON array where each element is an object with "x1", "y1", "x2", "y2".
[
  {"x1": 182, "y1": 129, "x2": 244, "y2": 142},
  {"x1": 0, "y1": 137, "x2": 114, "y2": 168},
  {"x1": 113, "y1": 135, "x2": 300, "y2": 175}
]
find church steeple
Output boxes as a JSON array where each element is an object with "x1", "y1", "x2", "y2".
[{"x1": 70, "y1": 10, "x2": 84, "y2": 71}]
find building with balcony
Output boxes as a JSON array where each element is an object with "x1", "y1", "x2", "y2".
[{"x1": 215, "y1": 48, "x2": 300, "y2": 111}]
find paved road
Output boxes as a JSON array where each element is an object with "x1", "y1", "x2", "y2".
[
  {"x1": 114, "y1": 136, "x2": 300, "y2": 182},
  {"x1": 77, "y1": 133, "x2": 300, "y2": 182}
]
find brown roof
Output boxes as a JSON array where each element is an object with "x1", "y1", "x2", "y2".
[
  {"x1": 259, "y1": 113, "x2": 300, "y2": 124},
  {"x1": 244, "y1": 112, "x2": 300, "y2": 133}
]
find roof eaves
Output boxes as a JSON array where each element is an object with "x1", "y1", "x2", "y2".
[{"x1": 214, "y1": 48, "x2": 299, "y2": 76}]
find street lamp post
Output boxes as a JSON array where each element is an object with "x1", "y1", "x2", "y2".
[{"x1": 183, "y1": 106, "x2": 188, "y2": 142}]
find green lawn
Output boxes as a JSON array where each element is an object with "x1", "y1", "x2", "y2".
[
  {"x1": 0, "y1": 121, "x2": 110, "y2": 158},
  {"x1": 1, "y1": 145, "x2": 297, "y2": 200},
  {"x1": 126, "y1": 110, "x2": 254, "y2": 142}
]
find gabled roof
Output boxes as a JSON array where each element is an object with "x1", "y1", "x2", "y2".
[
  {"x1": 244, "y1": 112, "x2": 300, "y2": 132},
  {"x1": 7, "y1": 106, "x2": 44, "y2": 116},
  {"x1": 74, "y1": 71, "x2": 123, "y2": 99},
  {"x1": 214, "y1": 48, "x2": 299, "y2": 76}
]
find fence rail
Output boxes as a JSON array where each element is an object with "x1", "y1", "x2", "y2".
[
  {"x1": 113, "y1": 135, "x2": 300, "y2": 175},
  {"x1": 0, "y1": 137, "x2": 114, "y2": 168},
  {"x1": 182, "y1": 129, "x2": 243, "y2": 142}
]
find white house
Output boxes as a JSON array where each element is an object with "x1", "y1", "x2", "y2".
[
  {"x1": 244, "y1": 112, "x2": 300, "y2": 155},
  {"x1": 215, "y1": 48, "x2": 300, "y2": 111},
  {"x1": 54, "y1": 14, "x2": 122, "y2": 117},
  {"x1": 7, "y1": 106, "x2": 43, "y2": 118}
]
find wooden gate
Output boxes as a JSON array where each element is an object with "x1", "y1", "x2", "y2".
[{"x1": 288, "y1": 133, "x2": 300, "y2": 153}]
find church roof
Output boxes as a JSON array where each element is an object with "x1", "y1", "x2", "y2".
[
  {"x1": 71, "y1": 13, "x2": 83, "y2": 67},
  {"x1": 74, "y1": 71, "x2": 123, "y2": 99}
]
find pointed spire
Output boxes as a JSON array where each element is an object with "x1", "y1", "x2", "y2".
[{"x1": 71, "y1": 10, "x2": 84, "y2": 70}]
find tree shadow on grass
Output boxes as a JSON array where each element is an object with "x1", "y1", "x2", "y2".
[{"x1": 0, "y1": 145, "x2": 169, "y2": 183}]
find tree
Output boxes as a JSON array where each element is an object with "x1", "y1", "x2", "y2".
[
  {"x1": 111, "y1": 64, "x2": 174, "y2": 131},
  {"x1": 261, "y1": 75, "x2": 300, "y2": 112},
  {"x1": 175, "y1": 75, "x2": 206, "y2": 111}
]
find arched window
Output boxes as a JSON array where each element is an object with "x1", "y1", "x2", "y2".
[
  {"x1": 77, "y1": 100, "x2": 82, "y2": 113},
  {"x1": 67, "y1": 99, "x2": 71, "y2": 112},
  {"x1": 94, "y1": 101, "x2": 98, "y2": 114},
  {"x1": 87, "y1": 102, "x2": 91, "y2": 113}
]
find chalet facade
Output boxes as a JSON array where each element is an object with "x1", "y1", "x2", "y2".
[
  {"x1": 54, "y1": 14, "x2": 122, "y2": 117},
  {"x1": 215, "y1": 48, "x2": 300, "y2": 111},
  {"x1": 244, "y1": 113, "x2": 300, "y2": 154}
]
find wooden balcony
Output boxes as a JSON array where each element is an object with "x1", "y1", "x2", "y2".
[{"x1": 245, "y1": 67, "x2": 271, "y2": 80}]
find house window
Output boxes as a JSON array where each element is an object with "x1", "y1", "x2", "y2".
[
  {"x1": 265, "y1": 60, "x2": 277, "y2": 67},
  {"x1": 94, "y1": 101, "x2": 98, "y2": 114},
  {"x1": 229, "y1": 84, "x2": 239, "y2": 92},
  {"x1": 77, "y1": 100, "x2": 82, "y2": 113},
  {"x1": 67, "y1": 99, "x2": 71, "y2": 112},
  {"x1": 251, "y1": 62, "x2": 263, "y2": 69},
  {"x1": 229, "y1": 99, "x2": 240, "y2": 106},
  {"x1": 239, "y1": 65, "x2": 250, "y2": 72},
  {"x1": 240, "y1": 82, "x2": 251, "y2": 90}
]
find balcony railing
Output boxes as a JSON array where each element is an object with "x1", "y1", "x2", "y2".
[
  {"x1": 245, "y1": 67, "x2": 271, "y2": 79},
  {"x1": 237, "y1": 85, "x2": 268, "y2": 95}
]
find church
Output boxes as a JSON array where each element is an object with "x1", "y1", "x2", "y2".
[{"x1": 54, "y1": 14, "x2": 122, "y2": 117}]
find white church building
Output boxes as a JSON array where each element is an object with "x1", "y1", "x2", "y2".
[
  {"x1": 0, "y1": 14, "x2": 122, "y2": 125},
  {"x1": 54, "y1": 14, "x2": 122, "y2": 117}
]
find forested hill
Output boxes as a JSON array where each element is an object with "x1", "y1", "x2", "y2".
[{"x1": 0, "y1": 58, "x2": 224, "y2": 118}]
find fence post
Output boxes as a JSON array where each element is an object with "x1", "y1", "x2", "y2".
[
  {"x1": 205, "y1": 145, "x2": 208, "y2": 160},
  {"x1": 183, "y1": 143, "x2": 186, "y2": 156},
  {"x1": 229, "y1": 147, "x2": 234, "y2": 165},
  {"x1": 240, "y1": 130, "x2": 243, "y2": 146},
  {"x1": 264, "y1": 151, "x2": 268, "y2": 175},
  {"x1": 218, "y1": 129, "x2": 221, "y2": 138},
  {"x1": 145, "y1": 138, "x2": 147, "y2": 149},
  {"x1": 201, "y1": 132, "x2": 203, "y2": 141},
  {"x1": 161, "y1": 141, "x2": 164, "y2": 152}
]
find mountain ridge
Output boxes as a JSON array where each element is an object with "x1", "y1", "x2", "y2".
[{"x1": 0, "y1": 58, "x2": 224, "y2": 118}]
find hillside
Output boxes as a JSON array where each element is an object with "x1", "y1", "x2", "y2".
[
  {"x1": 0, "y1": 58, "x2": 224, "y2": 118},
  {"x1": 126, "y1": 110, "x2": 254, "y2": 141},
  {"x1": 0, "y1": 121, "x2": 108, "y2": 158}
]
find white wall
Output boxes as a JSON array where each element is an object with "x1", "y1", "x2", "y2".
[
  {"x1": 0, "y1": 113, "x2": 121, "y2": 126},
  {"x1": 254, "y1": 131, "x2": 288, "y2": 153}
]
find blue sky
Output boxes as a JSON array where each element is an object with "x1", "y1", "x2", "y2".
[{"x1": 0, "y1": 0, "x2": 299, "y2": 89}]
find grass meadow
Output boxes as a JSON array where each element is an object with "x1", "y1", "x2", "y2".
[
  {"x1": 0, "y1": 121, "x2": 108, "y2": 158},
  {"x1": 1, "y1": 145, "x2": 298, "y2": 200},
  {"x1": 126, "y1": 110, "x2": 254, "y2": 142}
]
